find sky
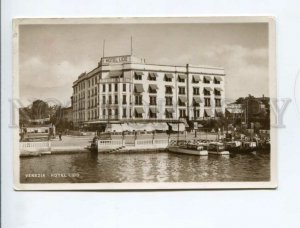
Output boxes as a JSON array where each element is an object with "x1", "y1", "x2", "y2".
[{"x1": 19, "y1": 23, "x2": 269, "y2": 106}]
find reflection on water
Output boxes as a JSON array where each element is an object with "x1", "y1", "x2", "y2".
[{"x1": 20, "y1": 152, "x2": 270, "y2": 183}]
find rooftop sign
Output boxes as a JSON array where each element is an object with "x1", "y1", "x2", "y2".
[{"x1": 102, "y1": 56, "x2": 131, "y2": 64}]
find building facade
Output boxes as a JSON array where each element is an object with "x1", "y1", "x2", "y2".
[{"x1": 72, "y1": 55, "x2": 225, "y2": 130}]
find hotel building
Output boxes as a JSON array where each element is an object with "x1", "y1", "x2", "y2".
[{"x1": 72, "y1": 55, "x2": 225, "y2": 131}]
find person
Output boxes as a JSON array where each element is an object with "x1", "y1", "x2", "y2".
[{"x1": 59, "y1": 132, "x2": 62, "y2": 141}]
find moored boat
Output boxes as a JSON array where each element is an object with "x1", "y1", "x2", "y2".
[
  {"x1": 168, "y1": 143, "x2": 208, "y2": 156},
  {"x1": 208, "y1": 142, "x2": 230, "y2": 155}
]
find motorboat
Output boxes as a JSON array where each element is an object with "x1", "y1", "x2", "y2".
[
  {"x1": 168, "y1": 143, "x2": 208, "y2": 156},
  {"x1": 208, "y1": 142, "x2": 230, "y2": 155}
]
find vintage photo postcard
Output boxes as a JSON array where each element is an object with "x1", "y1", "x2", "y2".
[{"x1": 13, "y1": 17, "x2": 276, "y2": 190}]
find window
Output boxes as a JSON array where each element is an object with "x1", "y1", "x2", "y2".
[
  {"x1": 103, "y1": 109, "x2": 106, "y2": 117},
  {"x1": 115, "y1": 95, "x2": 118, "y2": 104},
  {"x1": 148, "y1": 73, "x2": 157, "y2": 81},
  {"x1": 115, "y1": 83, "x2": 118, "y2": 92},
  {"x1": 178, "y1": 75, "x2": 185, "y2": 83},
  {"x1": 122, "y1": 108, "x2": 126, "y2": 118},
  {"x1": 149, "y1": 96, "x2": 157, "y2": 105},
  {"x1": 122, "y1": 95, "x2": 126, "y2": 104},
  {"x1": 109, "y1": 95, "x2": 112, "y2": 104},
  {"x1": 215, "y1": 98, "x2": 221, "y2": 107},
  {"x1": 166, "y1": 97, "x2": 172, "y2": 106},
  {"x1": 165, "y1": 86, "x2": 173, "y2": 94},
  {"x1": 166, "y1": 111, "x2": 173, "y2": 118},
  {"x1": 109, "y1": 84, "x2": 112, "y2": 92},
  {"x1": 214, "y1": 78, "x2": 221, "y2": 84},
  {"x1": 115, "y1": 108, "x2": 119, "y2": 116},
  {"x1": 123, "y1": 84, "x2": 126, "y2": 92},
  {"x1": 135, "y1": 95, "x2": 143, "y2": 105},
  {"x1": 194, "y1": 110, "x2": 200, "y2": 119},
  {"x1": 214, "y1": 89, "x2": 221, "y2": 96},
  {"x1": 179, "y1": 87, "x2": 185, "y2": 95},
  {"x1": 149, "y1": 85, "x2": 157, "y2": 94},
  {"x1": 193, "y1": 87, "x2": 200, "y2": 95},
  {"x1": 204, "y1": 88, "x2": 211, "y2": 96},
  {"x1": 108, "y1": 109, "x2": 112, "y2": 116},
  {"x1": 102, "y1": 96, "x2": 106, "y2": 104},
  {"x1": 179, "y1": 109, "x2": 186, "y2": 118},
  {"x1": 204, "y1": 77, "x2": 210, "y2": 84},
  {"x1": 102, "y1": 84, "x2": 106, "y2": 92},
  {"x1": 135, "y1": 112, "x2": 142, "y2": 118},
  {"x1": 134, "y1": 72, "x2": 142, "y2": 80},
  {"x1": 164, "y1": 73, "x2": 173, "y2": 82},
  {"x1": 205, "y1": 98, "x2": 211, "y2": 107},
  {"x1": 149, "y1": 110, "x2": 157, "y2": 118}
]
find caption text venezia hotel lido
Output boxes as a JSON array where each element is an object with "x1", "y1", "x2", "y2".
[{"x1": 72, "y1": 55, "x2": 225, "y2": 132}]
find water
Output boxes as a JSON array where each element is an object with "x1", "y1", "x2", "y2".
[{"x1": 20, "y1": 151, "x2": 270, "y2": 183}]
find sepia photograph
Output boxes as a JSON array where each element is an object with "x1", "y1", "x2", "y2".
[{"x1": 13, "y1": 17, "x2": 276, "y2": 190}]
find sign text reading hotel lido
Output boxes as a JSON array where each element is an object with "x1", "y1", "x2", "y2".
[{"x1": 102, "y1": 56, "x2": 130, "y2": 64}]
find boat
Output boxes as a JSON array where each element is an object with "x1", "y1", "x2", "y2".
[
  {"x1": 168, "y1": 143, "x2": 208, "y2": 156},
  {"x1": 208, "y1": 142, "x2": 230, "y2": 155}
]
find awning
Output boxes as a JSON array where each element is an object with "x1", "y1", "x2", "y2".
[
  {"x1": 226, "y1": 109, "x2": 243, "y2": 114},
  {"x1": 135, "y1": 71, "x2": 144, "y2": 76},
  {"x1": 168, "y1": 123, "x2": 185, "y2": 131},
  {"x1": 126, "y1": 123, "x2": 136, "y2": 131},
  {"x1": 135, "y1": 107, "x2": 144, "y2": 114},
  {"x1": 149, "y1": 107, "x2": 159, "y2": 113},
  {"x1": 214, "y1": 76, "x2": 223, "y2": 81},
  {"x1": 106, "y1": 124, "x2": 123, "y2": 132},
  {"x1": 165, "y1": 73, "x2": 174, "y2": 79},
  {"x1": 193, "y1": 97, "x2": 202, "y2": 104},
  {"x1": 214, "y1": 88, "x2": 223, "y2": 91},
  {"x1": 152, "y1": 122, "x2": 169, "y2": 131},
  {"x1": 165, "y1": 108, "x2": 174, "y2": 113},
  {"x1": 204, "y1": 109, "x2": 213, "y2": 117},
  {"x1": 149, "y1": 84, "x2": 158, "y2": 90},
  {"x1": 165, "y1": 85, "x2": 174, "y2": 89},
  {"x1": 149, "y1": 72, "x2": 158, "y2": 78},
  {"x1": 204, "y1": 76, "x2": 212, "y2": 81},
  {"x1": 204, "y1": 87, "x2": 213, "y2": 91},
  {"x1": 134, "y1": 84, "x2": 144, "y2": 93},
  {"x1": 178, "y1": 74, "x2": 187, "y2": 79},
  {"x1": 192, "y1": 75, "x2": 201, "y2": 82},
  {"x1": 145, "y1": 123, "x2": 155, "y2": 131},
  {"x1": 135, "y1": 123, "x2": 148, "y2": 131},
  {"x1": 108, "y1": 71, "x2": 123, "y2": 77},
  {"x1": 215, "y1": 109, "x2": 223, "y2": 117},
  {"x1": 179, "y1": 96, "x2": 187, "y2": 103}
]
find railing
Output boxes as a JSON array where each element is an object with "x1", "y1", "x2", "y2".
[
  {"x1": 100, "y1": 78, "x2": 131, "y2": 83},
  {"x1": 20, "y1": 141, "x2": 51, "y2": 149}
]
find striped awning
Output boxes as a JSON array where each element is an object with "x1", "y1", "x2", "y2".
[
  {"x1": 134, "y1": 84, "x2": 144, "y2": 93},
  {"x1": 178, "y1": 74, "x2": 187, "y2": 79},
  {"x1": 204, "y1": 109, "x2": 213, "y2": 117},
  {"x1": 165, "y1": 108, "x2": 174, "y2": 113},
  {"x1": 135, "y1": 71, "x2": 144, "y2": 76},
  {"x1": 152, "y1": 122, "x2": 169, "y2": 131},
  {"x1": 214, "y1": 87, "x2": 223, "y2": 91},
  {"x1": 165, "y1": 73, "x2": 174, "y2": 79},
  {"x1": 149, "y1": 107, "x2": 159, "y2": 113},
  {"x1": 193, "y1": 97, "x2": 202, "y2": 104},
  {"x1": 108, "y1": 71, "x2": 123, "y2": 77},
  {"x1": 214, "y1": 76, "x2": 223, "y2": 81},
  {"x1": 168, "y1": 123, "x2": 185, "y2": 131},
  {"x1": 179, "y1": 96, "x2": 187, "y2": 103},
  {"x1": 204, "y1": 76, "x2": 212, "y2": 81},
  {"x1": 192, "y1": 75, "x2": 201, "y2": 82},
  {"x1": 204, "y1": 87, "x2": 213, "y2": 91},
  {"x1": 149, "y1": 84, "x2": 158, "y2": 90},
  {"x1": 149, "y1": 72, "x2": 158, "y2": 78},
  {"x1": 135, "y1": 107, "x2": 144, "y2": 114}
]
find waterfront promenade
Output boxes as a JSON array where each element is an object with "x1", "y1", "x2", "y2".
[{"x1": 19, "y1": 131, "x2": 220, "y2": 156}]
